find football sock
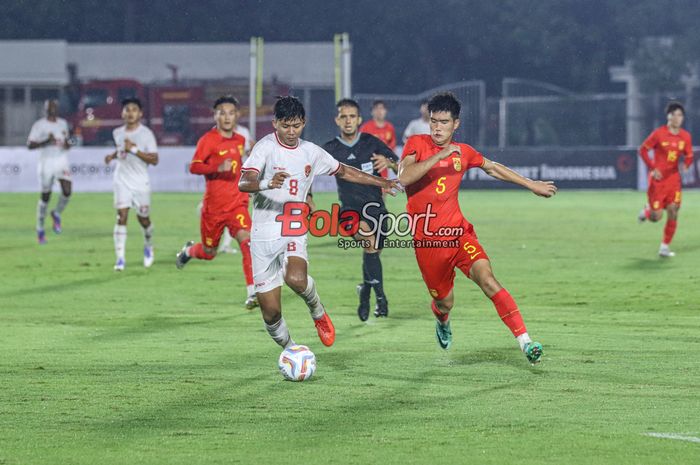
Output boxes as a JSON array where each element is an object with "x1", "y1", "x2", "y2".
[
  {"x1": 663, "y1": 219, "x2": 677, "y2": 245},
  {"x1": 516, "y1": 333, "x2": 532, "y2": 351},
  {"x1": 490, "y1": 288, "x2": 527, "y2": 337},
  {"x1": 141, "y1": 224, "x2": 154, "y2": 248},
  {"x1": 240, "y1": 238, "x2": 254, "y2": 285},
  {"x1": 363, "y1": 252, "x2": 385, "y2": 299},
  {"x1": 246, "y1": 285, "x2": 255, "y2": 298},
  {"x1": 113, "y1": 224, "x2": 127, "y2": 260},
  {"x1": 55, "y1": 194, "x2": 70, "y2": 214},
  {"x1": 265, "y1": 317, "x2": 293, "y2": 348},
  {"x1": 644, "y1": 204, "x2": 651, "y2": 220},
  {"x1": 297, "y1": 276, "x2": 324, "y2": 320},
  {"x1": 187, "y1": 243, "x2": 215, "y2": 260},
  {"x1": 36, "y1": 199, "x2": 48, "y2": 230},
  {"x1": 431, "y1": 300, "x2": 449, "y2": 324}
]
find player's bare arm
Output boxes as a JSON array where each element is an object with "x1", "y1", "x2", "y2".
[
  {"x1": 371, "y1": 153, "x2": 397, "y2": 173},
  {"x1": 481, "y1": 158, "x2": 557, "y2": 198},
  {"x1": 104, "y1": 150, "x2": 117, "y2": 164},
  {"x1": 335, "y1": 163, "x2": 402, "y2": 195},
  {"x1": 238, "y1": 170, "x2": 290, "y2": 193},
  {"x1": 397, "y1": 144, "x2": 461, "y2": 186},
  {"x1": 28, "y1": 133, "x2": 56, "y2": 150},
  {"x1": 125, "y1": 138, "x2": 158, "y2": 166}
]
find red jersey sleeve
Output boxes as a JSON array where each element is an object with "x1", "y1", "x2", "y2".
[
  {"x1": 460, "y1": 144, "x2": 485, "y2": 169},
  {"x1": 190, "y1": 135, "x2": 219, "y2": 175},
  {"x1": 401, "y1": 135, "x2": 422, "y2": 160},
  {"x1": 639, "y1": 129, "x2": 658, "y2": 170},
  {"x1": 683, "y1": 132, "x2": 694, "y2": 168}
]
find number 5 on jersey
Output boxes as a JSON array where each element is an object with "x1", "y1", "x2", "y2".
[{"x1": 436, "y1": 176, "x2": 447, "y2": 195}]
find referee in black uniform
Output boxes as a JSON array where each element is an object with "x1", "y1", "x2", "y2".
[{"x1": 323, "y1": 99, "x2": 399, "y2": 321}]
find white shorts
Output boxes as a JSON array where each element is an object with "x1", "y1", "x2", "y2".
[
  {"x1": 252, "y1": 235, "x2": 308, "y2": 293},
  {"x1": 114, "y1": 180, "x2": 151, "y2": 217},
  {"x1": 38, "y1": 156, "x2": 71, "y2": 193}
]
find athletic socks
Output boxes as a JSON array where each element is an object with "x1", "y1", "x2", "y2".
[
  {"x1": 431, "y1": 300, "x2": 449, "y2": 323},
  {"x1": 113, "y1": 224, "x2": 127, "y2": 260},
  {"x1": 186, "y1": 243, "x2": 215, "y2": 260},
  {"x1": 37, "y1": 199, "x2": 48, "y2": 230},
  {"x1": 265, "y1": 317, "x2": 294, "y2": 348},
  {"x1": 142, "y1": 224, "x2": 154, "y2": 248},
  {"x1": 663, "y1": 219, "x2": 677, "y2": 245},
  {"x1": 54, "y1": 194, "x2": 70, "y2": 214},
  {"x1": 363, "y1": 252, "x2": 386, "y2": 300},
  {"x1": 246, "y1": 284, "x2": 255, "y2": 298},
  {"x1": 516, "y1": 333, "x2": 532, "y2": 352},
  {"x1": 296, "y1": 276, "x2": 324, "y2": 320},
  {"x1": 490, "y1": 288, "x2": 527, "y2": 337},
  {"x1": 240, "y1": 238, "x2": 254, "y2": 286}
]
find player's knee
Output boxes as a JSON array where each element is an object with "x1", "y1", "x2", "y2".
[
  {"x1": 285, "y1": 272, "x2": 307, "y2": 294},
  {"x1": 116, "y1": 213, "x2": 128, "y2": 225},
  {"x1": 40, "y1": 192, "x2": 51, "y2": 202},
  {"x1": 649, "y1": 211, "x2": 662, "y2": 222},
  {"x1": 473, "y1": 272, "x2": 501, "y2": 296},
  {"x1": 261, "y1": 309, "x2": 282, "y2": 325},
  {"x1": 435, "y1": 299, "x2": 453, "y2": 313}
]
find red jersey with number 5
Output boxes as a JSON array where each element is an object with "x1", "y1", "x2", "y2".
[
  {"x1": 190, "y1": 127, "x2": 247, "y2": 214},
  {"x1": 640, "y1": 126, "x2": 693, "y2": 181},
  {"x1": 401, "y1": 135, "x2": 485, "y2": 241}
]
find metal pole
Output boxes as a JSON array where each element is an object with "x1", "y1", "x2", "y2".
[
  {"x1": 334, "y1": 34, "x2": 342, "y2": 102},
  {"x1": 256, "y1": 37, "x2": 264, "y2": 107},
  {"x1": 249, "y1": 37, "x2": 257, "y2": 141},
  {"x1": 498, "y1": 79, "x2": 507, "y2": 148},
  {"x1": 341, "y1": 33, "x2": 351, "y2": 98}
]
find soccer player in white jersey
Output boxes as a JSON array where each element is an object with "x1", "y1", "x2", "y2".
[
  {"x1": 104, "y1": 98, "x2": 159, "y2": 271},
  {"x1": 239, "y1": 96, "x2": 401, "y2": 350},
  {"x1": 27, "y1": 99, "x2": 72, "y2": 244}
]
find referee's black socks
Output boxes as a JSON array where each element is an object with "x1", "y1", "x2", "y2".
[{"x1": 363, "y1": 251, "x2": 385, "y2": 300}]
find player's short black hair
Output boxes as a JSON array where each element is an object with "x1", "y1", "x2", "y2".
[
  {"x1": 213, "y1": 95, "x2": 239, "y2": 109},
  {"x1": 336, "y1": 98, "x2": 360, "y2": 112},
  {"x1": 121, "y1": 97, "x2": 143, "y2": 110},
  {"x1": 666, "y1": 101, "x2": 685, "y2": 116},
  {"x1": 372, "y1": 99, "x2": 386, "y2": 108},
  {"x1": 274, "y1": 96, "x2": 305, "y2": 122},
  {"x1": 427, "y1": 92, "x2": 460, "y2": 120}
]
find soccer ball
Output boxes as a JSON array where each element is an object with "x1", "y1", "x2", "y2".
[{"x1": 278, "y1": 345, "x2": 316, "y2": 381}]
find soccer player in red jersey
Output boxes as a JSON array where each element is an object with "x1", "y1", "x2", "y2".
[
  {"x1": 637, "y1": 101, "x2": 693, "y2": 257},
  {"x1": 176, "y1": 95, "x2": 256, "y2": 308},
  {"x1": 398, "y1": 92, "x2": 557, "y2": 364},
  {"x1": 360, "y1": 100, "x2": 397, "y2": 179}
]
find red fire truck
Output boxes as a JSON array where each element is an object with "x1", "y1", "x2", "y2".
[{"x1": 66, "y1": 78, "x2": 285, "y2": 146}]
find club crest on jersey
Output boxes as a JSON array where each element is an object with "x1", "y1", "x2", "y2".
[
  {"x1": 429, "y1": 289, "x2": 439, "y2": 298},
  {"x1": 452, "y1": 157, "x2": 462, "y2": 172},
  {"x1": 305, "y1": 164, "x2": 311, "y2": 177},
  {"x1": 679, "y1": 141, "x2": 686, "y2": 150}
]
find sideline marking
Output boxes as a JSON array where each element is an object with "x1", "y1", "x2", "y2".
[{"x1": 644, "y1": 433, "x2": 700, "y2": 444}]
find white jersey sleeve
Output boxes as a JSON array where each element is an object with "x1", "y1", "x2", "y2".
[
  {"x1": 242, "y1": 140, "x2": 267, "y2": 174},
  {"x1": 313, "y1": 146, "x2": 341, "y2": 176},
  {"x1": 142, "y1": 127, "x2": 158, "y2": 153},
  {"x1": 27, "y1": 121, "x2": 43, "y2": 144}
]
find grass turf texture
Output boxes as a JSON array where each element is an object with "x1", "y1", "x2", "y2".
[{"x1": 1, "y1": 191, "x2": 699, "y2": 465}]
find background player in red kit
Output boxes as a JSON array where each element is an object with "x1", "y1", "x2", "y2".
[
  {"x1": 637, "y1": 101, "x2": 694, "y2": 258},
  {"x1": 398, "y1": 92, "x2": 557, "y2": 364},
  {"x1": 360, "y1": 100, "x2": 397, "y2": 179},
  {"x1": 176, "y1": 95, "x2": 256, "y2": 308}
]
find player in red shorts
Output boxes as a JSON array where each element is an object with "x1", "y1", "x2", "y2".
[
  {"x1": 398, "y1": 92, "x2": 557, "y2": 364},
  {"x1": 176, "y1": 95, "x2": 256, "y2": 308},
  {"x1": 637, "y1": 101, "x2": 694, "y2": 257}
]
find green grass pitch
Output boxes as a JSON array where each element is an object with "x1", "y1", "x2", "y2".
[{"x1": 1, "y1": 190, "x2": 699, "y2": 465}]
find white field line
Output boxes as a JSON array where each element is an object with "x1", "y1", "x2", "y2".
[{"x1": 644, "y1": 432, "x2": 700, "y2": 444}]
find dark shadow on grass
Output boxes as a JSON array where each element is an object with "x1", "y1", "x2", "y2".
[
  {"x1": 621, "y1": 258, "x2": 674, "y2": 271},
  {"x1": 0, "y1": 275, "x2": 116, "y2": 298},
  {"x1": 92, "y1": 315, "x2": 235, "y2": 341},
  {"x1": 450, "y1": 347, "x2": 548, "y2": 373}
]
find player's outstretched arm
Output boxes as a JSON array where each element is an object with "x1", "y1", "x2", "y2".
[
  {"x1": 481, "y1": 158, "x2": 557, "y2": 197},
  {"x1": 239, "y1": 170, "x2": 289, "y2": 193},
  {"x1": 336, "y1": 164, "x2": 402, "y2": 196},
  {"x1": 398, "y1": 145, "x2": 459, "y2": 186}
]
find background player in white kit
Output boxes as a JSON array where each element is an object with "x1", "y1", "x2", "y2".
[
  {"x1": 104, "y1": 98, "x2": 159, "y2": 271},
  {"x1": 27, "y1": 99, "x2": 72, "y2": 244},
  {"x1": 239, "y1": 96, "x2": 400, "y2": 350}
]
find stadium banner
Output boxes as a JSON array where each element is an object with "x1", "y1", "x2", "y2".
[
  {"x1": 462, "y1": 148, "x2": 639, "y2": 189},
  {"x1": 0, "y1": 147, "x2": 339, "y2": 193}
]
